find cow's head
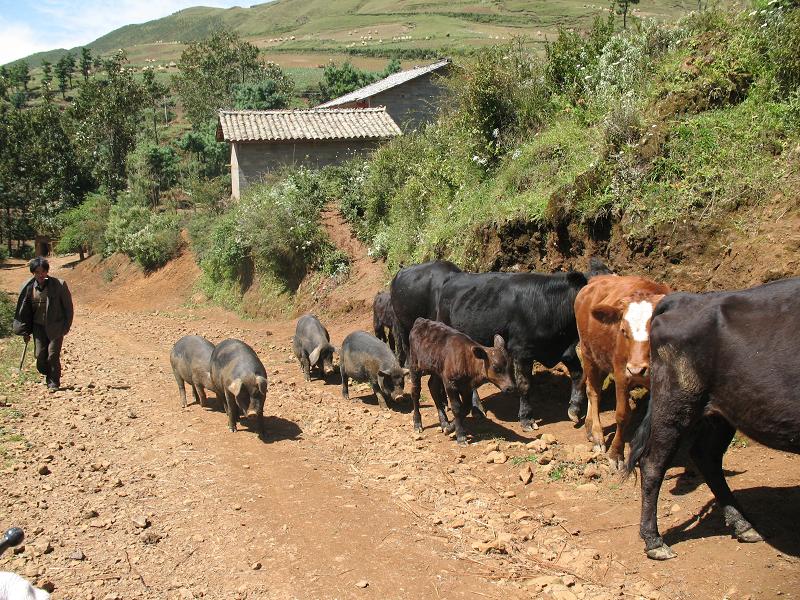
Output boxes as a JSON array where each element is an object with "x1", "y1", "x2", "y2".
[
  {"x1": 591, "y1": 294, "x2": 665, "y2": 382},
  {"x1": 474, "y1": 334, "x2": 515, "y2": 394}
]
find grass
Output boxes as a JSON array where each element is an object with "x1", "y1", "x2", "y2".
[{"x1": 0, "y1": 336, "x2": 37, "y2": 467}]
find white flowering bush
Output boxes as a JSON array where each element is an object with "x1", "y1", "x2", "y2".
[{"x1": 105, "y1": 200, "x2": 181, "y2": 270}]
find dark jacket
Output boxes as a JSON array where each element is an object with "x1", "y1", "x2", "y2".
[{"x1": 14, "y1": 277, "x2": 74, "y2": 340}]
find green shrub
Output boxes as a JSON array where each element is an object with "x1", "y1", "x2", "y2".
[
  {"x1": 55, "y1": 193, "x2": 111, "y2": 256},
  {"x1": 105, "y1": 198, "x2": 182, "y2": 270},
  {"x1": 0, "y1": 246, "x2": 8, "y2": 262},
  {"x1": 0, "y1": 293, "x2": 15, "y2": 338}
]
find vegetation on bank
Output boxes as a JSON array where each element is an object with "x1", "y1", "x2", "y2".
[{"x1": 2, "y1": 2, "x2": 799, "y2": 317}]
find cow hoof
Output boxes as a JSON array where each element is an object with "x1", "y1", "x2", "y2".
[
  {"x1": 646, "y1": 544, "x2": 677, "y2": 560},
  {"x1": 567, "y1": 405, "x2": 581, "y2": 423},
  {"x1": 414, "y1": 424, "x2": 423, "y2": 434},
  {"x1": 592, "y1": 443, "x2": 606, "y2": 454},
  {"x1": 520, "y1": 420, "x2": 539, "y2": 432},
  {"x1": 607, "y1": 456, "x2": 624, "y2": 471},
  {"x1": 737, "y1": 527, "x2": 763, "y2": 543},
  {"x1": 456, "y1": 438, "x2": 469, "y2": 447}
]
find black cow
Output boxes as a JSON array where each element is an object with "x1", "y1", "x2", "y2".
[
  {"x1": 625, "y1": 277, "x2": 800, "y2": 560},
  {"x1": 390, "y1": 260, "x2": 462, "y2": 366},
  {"x1": 372, "y1": 291, "x2": 397, "y2": 353},
  {"x1": 436, "y1": 268, "x2": 601, "y2": 430}
]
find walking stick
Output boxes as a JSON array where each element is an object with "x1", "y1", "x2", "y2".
[{"x1": 18, "y1": 339, "x2": 29, "y2": 371}]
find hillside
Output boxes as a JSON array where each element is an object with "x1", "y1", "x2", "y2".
[{"x1": 17, "y1": 0, "x2": 741, "y2": 69}]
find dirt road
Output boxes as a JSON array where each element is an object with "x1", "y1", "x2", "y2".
[{"x1": 0, "y1": 254, "x2": 797, "y2": 600}]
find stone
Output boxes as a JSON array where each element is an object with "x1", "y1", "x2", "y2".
[
  {"x1": 500, "y1": 490, "x2": 516, "y2": 498},
  {"x1": 132, "y1": 516, "x2": 150, "y2": 529},
  {"x1": 484, "y1": 441, "x2": 500, "y2": 453},
  {"x1": 540, "y1": 433, "x2": 557, "y2": 445},
  {"x1": 526, "y1": 439, "x2": 548, "y2": 453},
  {"x1": 537, "y1": 450, "x2": 554, "y2": 465},
  {"x1": 518, "y1": 464, "x2": 533, "y2": 484},
  {"x1": 449, "y1": 517, "x2": 466, "y2": 528},
  {"x1": 583, "y1": 464, "x2": 601, "y2": 480},
  {"x1": 69, "y1": 549, "x2": 86, "y2": 561},
  {"x1": 37, "y1": 464, "x2": 51, "y2": 476},
  {"x1": 670, "y1": 503, "x2": 681, "y2": 514},
  {"x1": 355, "y1": 580, "x2": 369, "y2": 588},
  {"x1": 487, "y1": 451, "x2": 507, "y2": 464},
  {"x1": 252, "y1": 562, "x2": 262, "y2": 570}
]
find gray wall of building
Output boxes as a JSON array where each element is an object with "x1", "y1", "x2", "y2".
[
  {"x1": 232, "y1": 139, "x2": 383, "y2": 198},
  {"x1": 372, "y1": 72, "x2": 446, "y2": 131}
]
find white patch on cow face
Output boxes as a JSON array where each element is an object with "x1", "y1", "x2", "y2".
[{"x1": 623, "y1": 301, "x2": 654, "y2": 342}]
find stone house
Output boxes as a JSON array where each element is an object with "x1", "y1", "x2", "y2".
[
  {"x1": 216, "y1": 107, "x2": 402, "y2": 199},
  {"x1": 316, "y1": 59, "x2": 450, "y2": 131}
]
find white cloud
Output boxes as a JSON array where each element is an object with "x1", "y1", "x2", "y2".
[{"x1": 0, "y1": 20, "x2": 52, "y2": 65}]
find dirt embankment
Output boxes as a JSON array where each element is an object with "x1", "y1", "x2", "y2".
[{"x1": 0, "y1": 206, "x2": 798, "y2": 600}]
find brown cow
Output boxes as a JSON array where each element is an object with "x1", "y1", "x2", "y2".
[
  {"x1": 574, "y1": 275, "x2": 670, "y2": 468},
  {"x1": 372, "y1": 291, "x2": 396, "y2": 353},
  {"x1": 408, "y1": 318, "x2": 515, "y2": 445}
]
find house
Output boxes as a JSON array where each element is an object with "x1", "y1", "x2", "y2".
[
  {"x1": 316, "y1": 59, "x2": 450, "y2": 131},
  {"x1": 216, "y1": 107, "x2": 402, "y2": 199}
]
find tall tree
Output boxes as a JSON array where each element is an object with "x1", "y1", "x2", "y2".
[
  {"x1": 70, "y1": 51, "x2": 146, "y2": 195},
  {"x1": 10, "y1": 62, "x2": 31, "y2": 92},
  {"x1": 55, "y1": 55, "x2": 70, "y2": 99},
  {"x1": 40, "y1": 60, "x2": 53, "y2": 89},
  {"x1": 80, "y1": 47, "x2": 92, "y2": 82},
  {"x1": 615, "y1": 0, "x2": 640, "y2": 29},
  {"x1": 142, "y1": 68, "x2": 170, "y2": 142},
  {"x1": 64, "y1": 52, "x2": 77, "y2": 88},
  {"x1": 173, "y1": 29, "x2": 261, "y2": 126}
]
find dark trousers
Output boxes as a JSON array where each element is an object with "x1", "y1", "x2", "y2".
[{"x1": 32, "y1": 324, "x2": 63, "y2": 386}]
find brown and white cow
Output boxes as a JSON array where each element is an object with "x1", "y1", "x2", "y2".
[
  {"x1": 407, "y1": 318, "x2": 515, "y2": 445},
  {"x1": 574, "y1": 275, "x2": 670, "y2": 468}
]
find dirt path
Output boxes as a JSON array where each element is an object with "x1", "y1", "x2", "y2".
[{"x1": 0, "y1": 251, "x2": 798, "y2": 600}]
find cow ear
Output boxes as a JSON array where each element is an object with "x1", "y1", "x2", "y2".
[
  {"x1": 401, "y1": 368, "x2": 410, "y2": 377},
  {"x1": 309, "y1": 345, "x2": 322, "y2": 365},
  {"x1": 473, "y1": 347, "x2": 489, "y2": 360},
  {"x1": 256, "y1": 376, "x2": 268, "y2": 395},
  {"x1": 227, "y1": 378, "x2": 243, "y2": 397},
  {"x1": 650, "y1": 294, "x2": 666, "y2": 308},
  {"x1": 592, "y1": 304, "x2": 622, "y2": 324},
  {"x1": 493, "y1": 334, "x2": 506, "y2": 350}
]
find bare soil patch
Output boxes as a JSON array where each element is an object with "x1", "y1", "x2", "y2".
[{"x1": 0, "y1": 240, "x2": 798, "y2": 599}]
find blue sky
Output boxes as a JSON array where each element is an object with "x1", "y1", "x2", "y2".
[{"x1": 0, "y1": 1, "x2": 257, "y2": 65}]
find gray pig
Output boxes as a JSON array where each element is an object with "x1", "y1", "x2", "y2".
[
  {"x1": 340, "y1": 331, "x2": 409, "y2": 409},
  {"x1": 170, "y1": 335, "x2": 215, "y2": 408},
  {"x1": 292, "y1": 314, "x2": 336, "y2": 382},
  {"x1": 210, "y1": 339, "x2": 268, "y2": 439}
]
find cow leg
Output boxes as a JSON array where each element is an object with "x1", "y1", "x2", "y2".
[
  {"x1": 395, "y1": 324, "x2": 409, "y2": 367},
  {"x1": 446, "y1": 385, "x2": 468, "y2": 445},
  {"x1": 428, "y1": 375, "x2": 452, "y2": 433},
  {"x1": 410, "y1": 370, "x2": 423, "y2": 432},
  {"x1": 388, "y1": 331, "x2": 396, "y2": 354},
  {"x1": 514, "y1": 359, "x2": 537, "y2": 431},
  {"x1": 607, "y1": 367, "x2": 632, "y2": 470},
  {"x1": 341, "y1": 372, "x2": 351, "y2": 401},
  {"x1": 196, "y1": 385, "x2": 208, "y2": 408},
  {"x1": 583, "y1": 360, "x2": 605, "y2": 454},
  {"x1": 372, "y1": 383, "x2": 389, "y2": 410},
  {"x1": 690, "y1": 416, "x2": 763, "y2": 544},
  {"x1": 562, "y1": 343, "x2": 587, "y2": 423},
  {"x1": 470, "y1": 390, "x2": 487, "y2": 418},
  {"x1": 174, "y1": 373, "x2": 188, "y2": 408}
]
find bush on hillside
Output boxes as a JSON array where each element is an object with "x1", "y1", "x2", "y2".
[
  {"x1": 0, "y1": 293, "x2": 15, "y2": 337},
  {"x1": 56, "y1": 193, "x2": 111, "y2": 257},
  {"x1": 105, "y1": 199, "x2": 182, "y2": 270}
]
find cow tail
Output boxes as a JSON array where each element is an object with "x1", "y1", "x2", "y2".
[{"x1": 623, "y1": 393, "x2": 652, "y2": 480}]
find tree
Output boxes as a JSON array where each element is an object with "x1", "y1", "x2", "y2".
[
  {"x1": 318, "y1": 61, "x2": 378, "y2": 102},
  {"x1": 55, "y1": 192, "x2": 111, "y2": 259},
  {"x1": 80, "y1": 47, "x2": 92, "y2": 82},
  {"x1": 9, "y1": 62, "x2": 31, "y2": 92},
  {"x1": 177, "y1": 120, "x2": 228, "y2": 179},
  {"x1": 614, "y1": 0, "x2": 640, "y2": 29},
  {"x1": 173, "y1": 29, "x2": 261, "y2": 126},
  {"x1": 41, "y1": 60, "x2": 53, "y2": 89},
  {"x1": 64, "y1": 52, "x2": 77, "y2": 88},
  {"x1": 70, "y1": 51, "x2": 146, "y2": 195},
  {"x1": 0, "y1": 67, "x2": 9, "y2": 100},
  {"x1": 142, "y1": 68, "x2": 170, "y2": 142},
  {"x1": 55, "y1": 55, "x2": 70, "y2": 99},
  {"x1": 234, "y1": 78, "x2": 290, "y2": 110},
  {"x1": 127, "y1": 141, "x2": 180, "y2": 207}
]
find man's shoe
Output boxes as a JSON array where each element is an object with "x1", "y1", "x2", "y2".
[{"x1": 47, "y1": 382, "x2": 60, "y2": 392}]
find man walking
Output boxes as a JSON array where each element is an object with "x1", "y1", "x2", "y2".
[{"x1": 14, "y1": 257, "x2": 74, "y2": 391}]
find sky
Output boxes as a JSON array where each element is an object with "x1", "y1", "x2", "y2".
[{"x1": 0, "y1": 0, "x2": 256, "y2": 65}]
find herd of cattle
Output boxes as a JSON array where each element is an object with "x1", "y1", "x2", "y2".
[{"x1": 169, "y1": 258, "x2": 800, "y2": 561}]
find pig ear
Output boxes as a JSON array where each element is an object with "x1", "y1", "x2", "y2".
[
  {"x1": 256, "y1": 375, "x2": 268, "y2": 395},
  {"x1": 227, "y1": 378, "x2": 243, "y2": 397},
  {"x1": 309, "y1": 345, "x2": 322, "y2": 365},
  {"x1": 473, "y1": 347, "x2": 489, "y2": 361},
  {"x1": 493, "y1": 334, "x2": 506, "y2": 350},
  {"x1": 378, "y1": 369, "x2": 390, "y2": 378},
  {"x1": 592, "y1": 304, "x2": 622, "y2": 324}
]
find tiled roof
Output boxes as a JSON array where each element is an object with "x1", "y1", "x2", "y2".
[
  {"x1": 217, "y1": 108, "x2": 402, "y2": 142},
  {"x1": 316, "y1": 59, "x2": 450, "y2": 108}
]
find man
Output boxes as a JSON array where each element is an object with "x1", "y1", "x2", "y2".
[{"x1": 14, "y1": 257, "x2": 74, "y2": 391}]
